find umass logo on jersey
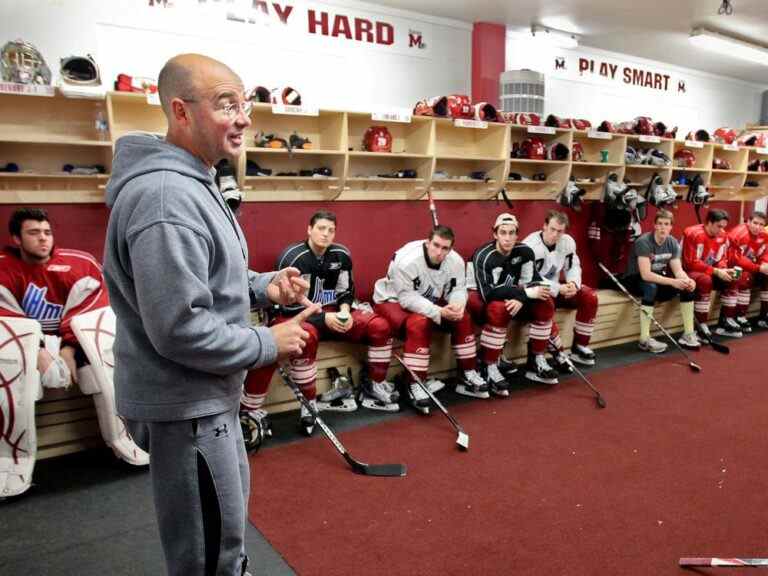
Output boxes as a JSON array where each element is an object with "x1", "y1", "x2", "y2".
[{"x1": 22, "y1": 283, "x2": 63, "y2": 331}]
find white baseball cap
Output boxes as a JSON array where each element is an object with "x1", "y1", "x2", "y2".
[{"x1": 493, "y1": 213, "x2": 519, "y2": 231}]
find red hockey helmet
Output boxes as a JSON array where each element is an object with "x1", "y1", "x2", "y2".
[
  {"x1": 616, "y1": 121, "x2": 635, "y2": 135},
  {"x1": 413, "y1": 96, "x2": 448, "y2": 117},
  {"x1": 474, "y1": 102, "x2": 499, "y2": 122},
  {"x1": 363, "y1": 126, "x2": 392, "y2": 153},
  {"x1": 572, "y1": 141, "x2": 584, "y2": 162},
  {"x1": 674, "y1": 148, "x2": 697, "y2": 168},
  {"x1": 520, "y1": 137, "x2": 546, "y2": 160},
  {"x1": 446, "y1": 94, "x2": 473, "y2": 119},
  {"x1": 712, "y1": 157, "x2": 731, "y2": 170},
  {"x1": 516, "y1": 113, "x2": 541, "y2": 126},
  {"x1": 739, "y1": 132, "x2": 768, "y2": 148},
  {"x1": 572, "y1": 118, "x2": 592, "y2": 130},
  {"x1": 597, "y1": 120, "x2": 616, "y2": 133},
  {"x1": 713, "y1": 127, "x2": 737, "y2": 145},
  {"x1": 634, "y1": 116, "x2": 655, "y2": 135}
]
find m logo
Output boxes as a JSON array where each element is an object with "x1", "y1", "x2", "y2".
[
  {"x1": 409, "y1": 30, "x2": 426, "y2": 49},
  {"x1": 555, "y1": 57, "x2": 566, "y2": 70}
]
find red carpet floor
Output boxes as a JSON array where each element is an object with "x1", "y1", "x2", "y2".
[{"x1": 249, "y1": 334, "x2": 768, "y2": 576}]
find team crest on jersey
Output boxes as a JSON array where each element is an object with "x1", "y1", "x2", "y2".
[
  {"x1": 510, "y1": 257, "x2": 522, "y2": 265},
  {"x1": 316, "y1": 289, "x2": 337, "y2": 305},
  {"x1": 22, "y1": 283, "x2": 63, "y2": 322},
  {"x1": 47, "y1": 264, "x2": 71, "y2": 272}
]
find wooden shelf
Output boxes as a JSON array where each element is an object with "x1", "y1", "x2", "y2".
[
  {"x1": 347, "y1": 151, "x2": 430, "y2": 159},
  {"x1": 509, "y1": 158, "x2": 569, "y2": 166},
  {"x1": 245, "y1": 147, "x2": 344, "y2": 155},
  {"x1": 0, "y1": 136, "x2": 112, "y2": 147},
  {"x1": 0, "y1": 91, "x2": 760, "y2": 204}
]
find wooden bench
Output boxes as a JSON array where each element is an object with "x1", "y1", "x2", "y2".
[{"x1": 35, "y1": 289, "x2": 761, "y2": 457}]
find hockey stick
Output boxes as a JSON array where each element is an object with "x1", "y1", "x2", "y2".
[
  {"x1": 549, "y1": 337, "x2": 606, "y2": 409},
  {"x1": 394, "y1": 355, "x2": 469, "y2": 451},
  {"x1": 693, "y1": 318, "x2": 730, "y2": 355},
  {"x1": 598, "y1": 263, "x2": 702, "y2": 372},
  {"x1": 277, "y1": 366, "x2": 406, "y2": 477},
  {"x1": 427, "y1": 187, "x2": 439, "y2": 228},
  {"x1": 680, "y1": 558, "x2": 768, "y2": 568}
]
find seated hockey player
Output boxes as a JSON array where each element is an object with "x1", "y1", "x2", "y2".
[
  {"x1": 622, "y1": 209, "x2": 698, "y2": 353},
  {"x1": 373, "y1": 225, "x2": 489, "y2": 413},
  {"x1": 725, "y1": 211, "x2": 768, "y2": 335},
  {"x1": 680, "y1": 208, "x2": 739, "y2": 338},
  {"x1": 0, "y1": 207, "x2": 146, "y2": 498},
  {"x1": 523, "y1": 209, "x2": 599, "y2": 368},
  {"x1": 466, "y1": 213, "x2": 559, "y2": 388},
  {"x1": 240, "y1": 210, "x2": 396, "y2": 443}
]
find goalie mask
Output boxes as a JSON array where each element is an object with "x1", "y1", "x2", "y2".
[
  {"x1": 473, "y1": 102, "x2": 499, "y2": 122},
  {"x1": 557, "y1": 180, "x2": 586, "y2": 211},
  {"x1": 446, "y1": 94, "x2": 473, "y2": 119},
  {"x1": 60, "y1": 54, "x2": 100, "y2": 86},
  {"x1": 414, "y1": 96, "x2": 448, "y2": 117},
  {"x1": 1, "y1": 39, "x2": 52, "y2": 85},
  {"x1": 686, "y1": 174, "x2": 710, "y2": 206},
  {"x1": 270, "y1": 86, "x2": 301, "y2": 106},
  {"x1": 363, "y1": 126, "x2": 392, "y2": 153}
]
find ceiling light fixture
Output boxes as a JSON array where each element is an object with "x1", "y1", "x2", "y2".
[
  {"x1": 689, "y1": 28, "x2": 768, "y2": 66},
  {"x1": 530, "y1": 25, "x2": 579, "y2": 49}
]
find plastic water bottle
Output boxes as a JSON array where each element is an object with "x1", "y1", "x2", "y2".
[{"x1": 94, "y1": 104, "x2": 109, "y2": 141}]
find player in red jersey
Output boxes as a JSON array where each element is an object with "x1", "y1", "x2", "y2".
[
  {"x1": 0, "y1": 207, "x2": 108, "y2": 385},
  {"x1": 681, "y1": 209, "x2": 739, "y2": 338},
  {"x1": 726, "y1": 211, "x2": 768, "y2": 335}
]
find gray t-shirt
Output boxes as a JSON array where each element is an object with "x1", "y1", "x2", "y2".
[{"x1": 626, "y1": 231, "x2": 681, "y2": 277}]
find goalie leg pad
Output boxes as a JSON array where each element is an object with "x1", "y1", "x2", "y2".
[
  {"x1": 0, "y1": 317, "x2": 43, "y2": 499},
  {"x1": 78, "y1": 366, "x2": 148, "y2": 466},
  {"x1": 70, "y1": 307, "x2": 148, "y2": 467}
]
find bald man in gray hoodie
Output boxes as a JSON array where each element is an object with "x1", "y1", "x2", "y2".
[{"x1": 103, "y1": 54, "x2": 316, "y2": 576}]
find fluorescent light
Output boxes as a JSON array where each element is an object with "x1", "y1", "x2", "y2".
[
  {"x1": 530, "y1": 25, "x2": 579, "y2": 49},
  {"x1": 689, "y1": 28, "x2": 768, "y2": 66}
]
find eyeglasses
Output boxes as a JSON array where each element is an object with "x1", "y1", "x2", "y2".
[{"x1": 181, "y1": 98, "x2": 254, "y2": 119}]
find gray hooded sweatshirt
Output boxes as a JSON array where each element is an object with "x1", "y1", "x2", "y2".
[{"x1": 103, "y1": 133, "x2": 277, "y2": 421}]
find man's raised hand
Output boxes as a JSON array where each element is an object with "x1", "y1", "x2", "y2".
[{"x1": 271, "y1": 304, "x2": 321, "y2": 359}]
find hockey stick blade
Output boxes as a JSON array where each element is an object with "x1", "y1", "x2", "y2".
[
  {"x1": 680, "y1": 557, "x2": 768, "y2": 567},
  {"x1": 394, "y1": 355, "x2": 470, "y2": 451},
  {"x1": 278, "y1": 367, "x2": 407, "y2": 477},
  {"x1": 551, "y1": 337, "x2": 606, "y2": 409}
]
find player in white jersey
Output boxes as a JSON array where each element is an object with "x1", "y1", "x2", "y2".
[
  {"x1": 522, "y1": 210, "x2": 599, "y2": 367},
  {"x1": 373, "y1": 225, "x2": 489, "y2": 412}
]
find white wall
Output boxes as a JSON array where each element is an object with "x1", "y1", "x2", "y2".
[
  {"x1": 0, "y1": 0, "x2": 471, "y2": 112},
  {"x1": 506, "y1": 32, "x2": 767, "y2": 136}
]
